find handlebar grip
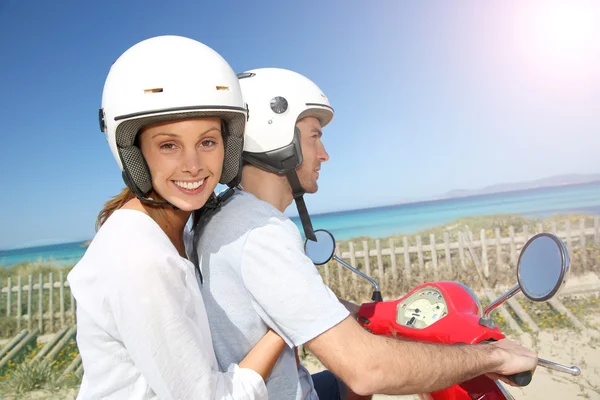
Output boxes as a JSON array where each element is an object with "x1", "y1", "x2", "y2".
[{"x1": 505, "y1": 371, "x2": 532, "y2": 386}]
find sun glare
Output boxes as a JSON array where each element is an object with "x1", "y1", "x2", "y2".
[{"x1": 511, "y1": 1, "x2": 600, "y2": 92}]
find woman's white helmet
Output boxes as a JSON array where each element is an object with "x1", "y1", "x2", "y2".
[
  {"x1": 99, "y1": 35, "x2": 247, "y2": 198},
  {"x1": 237, "y1": 68, "x2": 333, "y2": 174}
]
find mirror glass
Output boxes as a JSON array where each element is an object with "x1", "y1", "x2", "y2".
[
  {"x1": 304, "y1": 229, "x2": 336, "y2": 265},
  {"x1": 518, "y1": 234, "x2": 569, "y2": 301}
]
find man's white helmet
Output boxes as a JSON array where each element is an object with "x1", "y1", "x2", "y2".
[
  {"x1": 237, "y1": 68, "x2": 334, "y2": 241},
  {"x1": 99, "y1": 35, "x2": 246, "y2": 197},
  {"x1": 237, "y1": 68, "x2": 334, "y2": 174}
]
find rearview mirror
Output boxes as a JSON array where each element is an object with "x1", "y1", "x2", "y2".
[
  {"x1": 304, "y1": 229, "x2": 336, "y2": 265},
  {"x1": 517, "y1": 233, "x2": 570, "y2": 302}
]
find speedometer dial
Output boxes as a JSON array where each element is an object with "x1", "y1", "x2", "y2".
[{"x1": 396, "y1": 287, "x2": 448, "y2": 329}]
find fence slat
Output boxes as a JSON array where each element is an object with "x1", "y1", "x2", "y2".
[
  {"x1": 509, "y1": 226, "x2": 517, "y2": 266},
  {"x1": 49, "y1": 272, "x2": 54, "y2": 332},
  {"x1": 27, "y1": 275, "x2": 33, "y2": 330},
  {"x1": 349, "y1": 242, "x2": 357, "y2": 286},
  {"x1": 7, "y1": 277, "x2": 11, "y2": 317},
  {"x1": 416, "y1": 236, "x2": 424, "y2": 271},
  {"x1": 537, "y1": 222, "x2": 543, "y2": 234},
  {"x1": 362, "y1": 241, "x2": 371, "y2": 278},
  {"x1": 38, "y1": 273, "x2": 43, "y2": 333},
  {"x1": 458, "y1": 232, "x2": 466, "y2": 269},
  {"x1": 389, "y1": 238, "x2": 397, "y2": 282},
  {"x1": 335, "y1": 243, "x2": 344, "y2": 298},
  {"x1": 495, "y1": 228, "x2": 502, "y2": 267},
  {"x1": 375, "y1": 239, "x2": 384, "y2": 284},
  {"x1": 443, "y1": 232, "x2": 451, "y2": 271},
  {"x1": 523, "y1": 224, "x2": 529, "y2": 242},
  {"x1": 17, "y1": 276, "x2": 22, "y2": 331},
  {"x1": 595, "y1": 216, "x2": 600, "y2": 244},
  {"x1": 60, "y1": 271, "x2": 65, "y2": 329},
  {"x1": 580, "y1": 218, "x2": 586, "y2": 267},
  {"x1": 480, "y1": 229, "x2": 489, "y2": 278},
  {"x1": 430, "y1": 234, "x2": 438, "y2": 281},
  {"x1": 566, "y1": 220, "x2": 572, "y2": 255},
  {"x1": 403, "y1": 237, "x2": 411, "y2": 280}
]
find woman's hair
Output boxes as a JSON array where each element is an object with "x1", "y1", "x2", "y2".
[
  {"x1": 95, "y1": 187, "x2": 168, "y2": 231},
  {"x1": 96, "y1": 187, "x2": 136, "y2": 231}
]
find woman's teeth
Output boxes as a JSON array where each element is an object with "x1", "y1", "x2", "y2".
[{"x1": 174, "y1": 179, "x2": 205, "y2": 190}]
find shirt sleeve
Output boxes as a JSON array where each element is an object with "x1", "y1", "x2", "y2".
[
  {"x1": 241, "y1": 217, "x2": 350, "y2": 347},
  {"x1": 109, "y1": 254, "x2": 269, "y2": 400}
]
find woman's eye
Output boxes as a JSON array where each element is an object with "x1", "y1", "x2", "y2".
[
  {"x1": 200, "y1": 139, "x2": 217, "y2": 148},
  {"x1": 160, "y1": 143, "x2": 177, "y2": 150}
]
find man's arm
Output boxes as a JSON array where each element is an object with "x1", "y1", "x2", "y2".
[{"x1": 306, "y1": 316, "x2": 537, "y2": 396}]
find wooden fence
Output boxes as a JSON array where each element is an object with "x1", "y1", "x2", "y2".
[
  {"x1": 1, "y1": 216, "x2": 599, "y2": 337},
  {"x1": 0, "y1": 271, "x2": 75, "y2": 338},
  {"x1": 320, "y1": 216, "x2": 600, "y2": 299}
]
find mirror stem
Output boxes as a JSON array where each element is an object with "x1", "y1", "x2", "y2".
[
  {"x1": 483, "y1": 284, "x2": 521, "y2": 318},
  {"x1": 333, "y1": 255, "x2": 381, "y2": 292}
]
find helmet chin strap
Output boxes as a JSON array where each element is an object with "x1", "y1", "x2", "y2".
[
  {"x1": 190, "y1": 187, "x2": 236, "y2": 283},
  {"x1": 282, "y1": 159, "x2": 317, "y2": 242}
]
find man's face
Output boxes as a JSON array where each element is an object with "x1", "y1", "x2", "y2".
[{"x1": 295, "y1": 117, "x2": 329, "y2": 193}]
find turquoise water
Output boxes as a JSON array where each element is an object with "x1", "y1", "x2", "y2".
[
  {"x1": 2, "y1": 182, "x2": 600, "y2": 268},
  {"x1": 292, "y1": 182, "x2": 600, "y2": 240}
]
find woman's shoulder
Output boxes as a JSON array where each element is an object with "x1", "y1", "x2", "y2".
[{"x1": 82, "y1": 210, "x2": 182, "y2": 274}]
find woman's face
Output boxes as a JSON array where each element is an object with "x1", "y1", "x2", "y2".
[{"x1": 139, "y1": 117, "x2": 224, "y2": 212}]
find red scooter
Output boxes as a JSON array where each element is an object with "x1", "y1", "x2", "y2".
[{"x1": 305, "y1": 231, "x2": 581, "y2": 399}]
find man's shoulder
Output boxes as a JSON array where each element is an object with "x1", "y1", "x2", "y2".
[{"x1": 213, "y1": 191, "x2": 291, "y2": 227}]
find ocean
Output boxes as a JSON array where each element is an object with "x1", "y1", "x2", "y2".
[{"x1": 2, "y1": 182, "x2": 600, "y2": 268}]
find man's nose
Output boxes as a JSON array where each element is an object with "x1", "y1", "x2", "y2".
[{"x1": 318, "y1": 141, "x2": 329, "y2": 162}]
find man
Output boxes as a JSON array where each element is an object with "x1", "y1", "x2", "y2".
[{"x1": 192, "y1": 68, "x2": 537, "y2": 399}]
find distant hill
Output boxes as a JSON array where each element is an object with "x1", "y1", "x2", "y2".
[{"x1": 438, "y1": 173, "x2": 600, "y2": 200}]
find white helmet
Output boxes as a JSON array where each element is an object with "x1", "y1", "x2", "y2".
[
  {"x1": 237, "y1": 68, "x2": 334, "y2": 240},
  {"x1": 237, "y1": 68, "x2": 333, "y2": 174},
  {"x1": 99, "y1": 35, "x2": 246, "y2": 199}
]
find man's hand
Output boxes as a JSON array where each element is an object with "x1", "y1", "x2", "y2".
[{"x1": 485, "y1": 339, "x2": 538, "y2": 386}]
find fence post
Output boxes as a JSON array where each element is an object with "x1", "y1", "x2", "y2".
[
  {"x1": 480, "y1": 229, "x2": 489, "y2": 278},
  {"x1": 595, "y1": 216, "x2": 600, "y2": 244},
  {"x1": 536, "y1": 222, "x2": 543, "y2": 234},
  {"x1": 523, "y1": 224, "x2": 530, "y2": 242},
  {"x1": 335, "y1": 243, "x2": 345, "y2": 298}
]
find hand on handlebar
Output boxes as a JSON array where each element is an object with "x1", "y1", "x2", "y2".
[{"x1": 485, "y1": 339, "x2": 538, "y2": 386}]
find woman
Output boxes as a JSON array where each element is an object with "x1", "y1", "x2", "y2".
[{"x1": 67, "y1": 35, "x2": 285, "y2": 400}]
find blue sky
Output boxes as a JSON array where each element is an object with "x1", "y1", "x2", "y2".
[{"x1": 1, "y1": 0, "x2": 599, "y2": 249}]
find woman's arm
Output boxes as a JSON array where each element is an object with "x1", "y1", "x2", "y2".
[{"x1": 239, "y1": 329, "x2": 286, "y2": 381}]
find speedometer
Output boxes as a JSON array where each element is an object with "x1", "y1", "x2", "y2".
[{"x1": 396, "y1": 287, "x2": 448, "y2": 329}]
